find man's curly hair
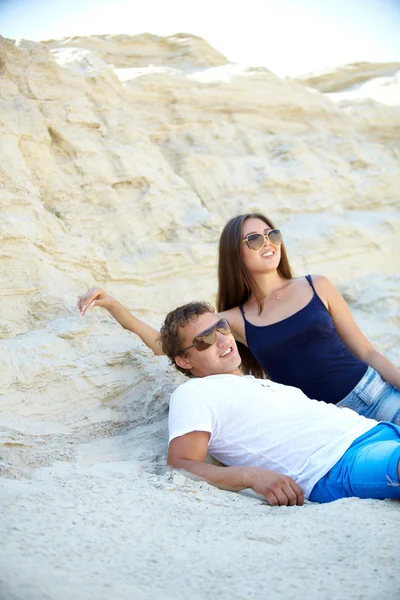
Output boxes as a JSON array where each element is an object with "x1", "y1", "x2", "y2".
[{"x1": 160, "y1": 301, "x2": 215, "y2": 377}]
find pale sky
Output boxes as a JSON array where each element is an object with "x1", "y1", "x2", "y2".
[{"x1": 1, "y1": 0, "x2": 399, "y2": 76}]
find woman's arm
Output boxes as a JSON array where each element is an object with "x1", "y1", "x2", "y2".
[
  {"x1": 218, "y1": 307, "x2": 248, "y2": 346},
  {"x1": 312, "y1": 275, "x2": 400, "y2": 389},
  {"x1": 77, "y1": 287, "x2": 163, "y2": 355}
]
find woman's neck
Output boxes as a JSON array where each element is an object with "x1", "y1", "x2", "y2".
[{"x1": 250, "y1": 270, "x2": 287, "y2": 299}]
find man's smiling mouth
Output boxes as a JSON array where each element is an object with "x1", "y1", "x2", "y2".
[{"x1": 220, "y1": 347, "x2": 233, "y2": 357}]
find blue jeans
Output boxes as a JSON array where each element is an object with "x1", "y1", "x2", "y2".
[
  {"x1": 309, "y1": 423, "x2": 400, "y2": 503},
  {"x1": 337, "y1": 366, "x2": 400, "y2": 425}
]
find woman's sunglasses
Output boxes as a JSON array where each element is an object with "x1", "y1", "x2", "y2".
[
  {"x1": 241, "y1": 229, "x2": 282, "y2": 251},
  {"x1": 179, "y1": 318, "x2": 231, "y2": 353}
]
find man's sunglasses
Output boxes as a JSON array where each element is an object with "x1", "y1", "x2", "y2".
[
  {"x1": 241, "y1": 229, "x2": 282, "y2": 251},
  {"x1": 179, "y1": 318, "x2": 231, "y2": 353}
]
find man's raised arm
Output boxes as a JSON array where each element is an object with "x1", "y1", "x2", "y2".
[{"x1": 167, "y1": 431, "x2": 304, "y2": 506}]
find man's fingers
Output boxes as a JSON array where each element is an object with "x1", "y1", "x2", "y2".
[
  {"x1": 281, "y1": 484, "x2": 296, "y2": 506},
  {"x1": 279, "y1": 481, "x2": 304, "y2": 506},
  {"x1": 290, "y1": 481, "x2": 304, "y2": 506},
  {"x1": 275, "y1": 488, "x2": 293, "y2": 506},
  {"x1": 263, "y1": 491, "x2": 280, "y2": 506},
  {"x1": 262, "y1": 479, "x2": 304, "y2": 507},
  {"x1": 274, "y1": 478, "x2": 304, "y2": 506},
  {"x1": 264, "y1": 488, "x2": 290, "y2": 506},
  {"x1": 286, "y1": 481, "x2": 304, "y2": 506}
]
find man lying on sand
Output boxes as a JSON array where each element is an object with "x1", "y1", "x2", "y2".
[{"x1": 160, "y1": 301, "x2": 400, "y2": 506}]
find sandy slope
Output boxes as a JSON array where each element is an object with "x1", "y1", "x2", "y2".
[{"x1": 2, "y1": 439, "x2": 399, "y2": 600}]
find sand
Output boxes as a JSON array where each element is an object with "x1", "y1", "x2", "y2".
[{"x1": 1, "y1": 419, "x2": 399, "y2": 600}]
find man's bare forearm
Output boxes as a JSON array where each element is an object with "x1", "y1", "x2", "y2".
[
  {"x1": 167, "y1": 456, "x2": 304, "y2": 505},
  {"x1": 168, "y1": 458, "x2": 252, "y2": 491}
]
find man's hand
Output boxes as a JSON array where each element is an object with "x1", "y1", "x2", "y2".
[
  {"x1": 77, "y1": 287, "x2": 114, "y2": 317},
  {"x1": 168, "y1": 433, "x2": 304, "y2": 507},
  {"x1": 247, "y1": 467, "x2": 304, "y2": 506}
]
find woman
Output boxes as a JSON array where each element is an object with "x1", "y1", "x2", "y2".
[{"x1": 77, "y1": 212, "x2": 400, "y2": 423}]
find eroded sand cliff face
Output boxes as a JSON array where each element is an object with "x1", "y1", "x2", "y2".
[
  {"x1": 1, "y1": 32, "x2": 400, "y2": 460},
  {"x1": 2, "y1": 34, "x2": 399, "y2": 436},
  {"x1": 0, "y1": 33, "x2": 400, "y2": 599}
]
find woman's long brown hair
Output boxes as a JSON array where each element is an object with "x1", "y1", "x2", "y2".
[{"x1": 216, "y1": 213, "x2": 294, "y2": 378}]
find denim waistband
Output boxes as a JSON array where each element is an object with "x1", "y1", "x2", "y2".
[{"x1": 352, "y1": 366, "x2": 387, "y2": 402}]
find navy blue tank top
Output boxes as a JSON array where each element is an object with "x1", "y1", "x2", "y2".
[{"x1": 240, "y1": 275, "x2": 368, "y2": 404}]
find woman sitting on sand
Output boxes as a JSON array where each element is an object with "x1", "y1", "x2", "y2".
[{"x1": 77, "y1": 212, "x2": 400, "y2": 423}]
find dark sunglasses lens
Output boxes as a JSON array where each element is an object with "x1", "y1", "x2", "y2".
[
  {"x1": 268, "y1": 229, "x2": 282, "y2": 246},
  {"x1": 193, "y1": 320, "x2": 230, "y2": 351},
  {"x1": 247, "y1": 234, "x2": 265, "y2": 250},
  {"x1": 194, "y1": 332, "x2": 216, "y2": 351}
]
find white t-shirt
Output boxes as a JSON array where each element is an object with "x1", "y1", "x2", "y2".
[{"x1": 168, "y1": 374, "x2": 377, "y2": 499}]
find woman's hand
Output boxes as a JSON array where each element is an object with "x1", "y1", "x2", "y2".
[
  {"x1": 76, "y1": 287, "x2": 163, "y2": 354},
  {"x1": 77, "y1": 287, "x2": 114, "y2": 317}
]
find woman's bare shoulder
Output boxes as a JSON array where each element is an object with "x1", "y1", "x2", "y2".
[
  {"x1": 305, "y1": 274, "x2": 333, "y2": 290},
  {"x1": 306, "y1": 274, "x2": 330, "y2": 282},
  {"x1": 302, "y1": 274, "x2": 334, "y2": 307},
  {"x1": 219, "y1": 306, "x2": 242, "y2": 320},
  {"x1": 297, "y1": 273, "x2": 331, "y2": 287}
]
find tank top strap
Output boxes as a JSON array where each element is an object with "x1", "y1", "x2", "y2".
[
  {"x1": 305, "y1": 274, "x2": 316, "y2": 293},
  {"x1": 239, "y1": 304, "x2": 246, "y2": 320}
]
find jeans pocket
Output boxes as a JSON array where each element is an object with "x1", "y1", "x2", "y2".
[
  {"x1": 357, "y1": 370, "x2": 387, "y2": 405},
  {"x1": 337, "y1": 391, "x2": 367, "y2": 412}
]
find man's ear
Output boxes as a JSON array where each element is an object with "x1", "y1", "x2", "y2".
[{"x1": 175, "y1": 354, "x2": 193, "y2": 372}]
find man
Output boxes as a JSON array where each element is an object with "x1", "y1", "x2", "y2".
[{"x1": 160, "y1": 301, "x2": 400, "y2": 506}]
